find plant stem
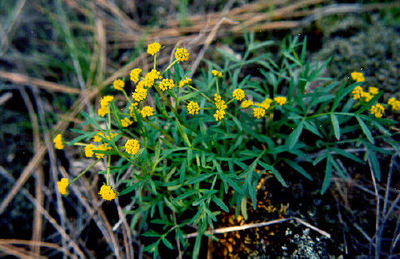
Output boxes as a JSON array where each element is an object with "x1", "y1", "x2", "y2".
[{"x1": 71, "y1": 159, "x2": 100, "y2": 184}]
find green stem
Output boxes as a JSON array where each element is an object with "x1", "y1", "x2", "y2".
[
  {"x1": 216, "y1": 78, "x2": 220, "y2": 95},
  {"x1": 148, "y1": 121, "x2": 175, "y2": 144},
  {"x1": 187, "y1": 85, "x2": 213, "y2": 103},
  {"x1": 154, "y1": 54, "x2": 157, "y2": 70},
  {"x1": 162, "y1": 60, "x2": 178, "y2": 76},
  {"x1": 71, "y1": 159, "x2": 100, "y2": 184},
  {"x1": 122, "y1": 89, "x2": 131, "y2": 103}
]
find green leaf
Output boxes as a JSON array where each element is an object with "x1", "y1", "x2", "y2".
[
  {"x1": 258, "y1": 161, "x2": 288, "y2": 187},
  {"x1": 321, "y1": 157, "x2": 332, "y2": 194},
  {"x1": 187, "y1": 173, "x2": 213, "y2": 185},
  {"x1": 284, "y1": 159, "x2": 313, "y2": 180},
  {"x1": 287, "y1": 120, "x2": 304, "y2": 149},
  {"x1": 356, "y1": 116, "x2": 374, "y2": 144},
  {"x1": 241, "y1": 197, "x2": 248, "y2": 220},
  {"x1": 330, "y1": 114, "x2": 340, "y2": 140},
  {"x1": 162, "y1": 237, "x2": 174, "y2": 250},
  {"x1": 368, "y1": 150, "x2": 381, "y2": 181},
  {"x1": 212, "y1": 196, "x2": 229, "y2": 212},
  {"x1": 81, "y1": 111, "x2": 102, "y2": 129}
]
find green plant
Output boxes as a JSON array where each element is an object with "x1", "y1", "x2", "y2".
[{"x1": 54, "y1": 34, "x2": 399, "y2": 258}]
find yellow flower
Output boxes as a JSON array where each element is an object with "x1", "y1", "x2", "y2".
[
  {"x1": 130, "y1": 68, "x2": 142, "y2": 83},
  {"x1": 159, "y1": 78, "x2": 175, "y2": 91},
  {"x1": 361, "y1": 91, "x2": 373, "y2": 102},
  {"x1": 175, "y1": 47, "x2": 190, "y2": 62},
  {"x1": 147, "y1": 42, "x2": 162, "y2": 56},
  {"x1": 258, "y1": 98, "x2": 273, "y2": 110},
  {"x1": 214, "y1": 109, "x2": 226, "y2": 121},
  {"x1": 141, "y1": 106, "x2": 154, "y2": 118},
  {"x1": 369, "y1": 87, "x2": 379, "y2": 95},
  {"x1": 241, "y1": 100, "x2": 253, "y2": 109},
  {"x1": 98, "y1": 96, "x2": 114, "y2": 117},
  {"x1": 212, "y1": 70, "x2": 223, "y2": 78},
  {"x1": 53, "y1": 134, "x2": 64, "y2": 150},
  {"x1": 274, "y1": 96, "x2": 287, "y2": 105},
  {"x1": 113, "y1": 79, "x2": 125, "y2": 91},
  {"x1": 179, "y1": 77, "x2": 192, "y2": 88},
  {"x1": 57, "y1": 178, "x2": 69, "y2": 195},
  {"x1": 95, "y1": 143, "x2": 111, "y2": 159},
  {"x1": 352, "y1": 86, "x2": 364, "y2": 100},
  {"x1": 98, "y1": 184, "x2": 117, "y2": 201},
  {"x1": 93, "y1": 132, "x2": 104, "y2": 142},
  {"x1": 351, "y1": 72, "x2": 365, "y2": 82},
  {"x1": 125, "y1": 139, "x2": 140, "y2": 155},
  {"x1": 187, "y1": 101, "x2": 200, "y2": 115},
  {"x1": 121, "y1": 117, "x2": 133, "y2": 127},
  {"x1": 129, "y1": 103, "x2": 139, "y2": 121},
  {"x1": 214, "y1": 94, "x2": 227, "y2": 110},
  {"x1": 85, "y1": 144, "x2": 96, "y2": 158},
  {"x1": 370, "y1": 103, "x2": 384, "y2": 118},
  {"x1": 233, "y1": 89, "x2": 245, "y2": 101},
  {"x1": 145, "y1": 69, "x2": 161, "y2": 88},
  {"x1": 253, "y1": 107, "x2": 266, "y2": 119},
  {"x1": 388, "y1": 97, "x2": 400, "y2": 111},
  {"x1": 132, "y1": 88, "x2": 148, "y2": 102}
]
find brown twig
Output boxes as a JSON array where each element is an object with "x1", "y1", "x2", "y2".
[{"x1": 0, "y1": 71, "x2": 81, "y2": 94}]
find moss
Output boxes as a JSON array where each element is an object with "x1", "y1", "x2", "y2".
[{"x1": 315, "y1": 15, "x2": 400, "y2": 98}]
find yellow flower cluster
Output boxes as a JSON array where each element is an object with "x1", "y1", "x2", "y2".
[
  {"x1": 370, "y1": 103, "x2": 384, "y2": 118},
  {"x1": 85, "y1": 143, "x2": 111, "y2": 159},
  {"x1": 352, "y1": 85, "x2": 379, "y2": 102},
  {"x1": 140, "y1": 106, "x2": 154, "y2": 118},
  {"x1": 53, "y1": 134, "x2": 64, "y2": 150},
  {"x1": 98, "y1": 96, "x2": 114, "y2": 117},
  {"x1": 175, "y1": 48, "x2": 190, "y2": 62},
  {"x1": 147, "y1": 42, "x2": 161, "y2": 56},
  {"x1": 351, "y1": 71, "x2": 365, "y2": 82},
  {"x1": 388, "y1": 97, "x2": 400, "y2": 111},
  {"x1": 253, "y1": 107, "x2": 266, "y2": 119},
  {"x1": 145, "y1": 69, "x2": 161, "y2": 88},
  {"x1": 130, "y1": 68, "x2": 142, "y2": 83},
  {"x1": 179, "y1": 77, "x2": 192, "y2": 88},
  {"x1": 93, "y1": 132, "x2": 118, "y2": 142},
  {"x1": 274, "y1": 96, "x2": 287, "y2": 105},
  {"x1": 214, "y1": 94, "x2": 228, "y2": 121},
  {"x1": 257, "y1": 98, "x2": 273, "y2": 110},
  {"x1": 121, "y1": 117, "x2": 133, "y2": 127},
  {"x1": 241, "y1": 100, "x2": 254, "y2": 109},
  {"x1": 212, "y1": 70, "x2": 223, "y2": 78},
  {"x1": 98, "y1": 184, "x2": 117, "y2": 201},
  {"x1": 187, "y1": 101, "x2": 200, "y2": 115},
  {"x1": 57, "y1": 178, "x2": 69, "y2": 195},
  {"x1": 132, "y1": 81, "x2": 148, "y2": 102},
  {"x1": 125, "y1": 139, "x2": 140, "y2": 155},
  {"x1": 233, "y1": 89, "x2": 245, "y2": 101},
  {"x1": 113, "y1": 79, "x2": 125, "y2": 91},
  {"x1": 159, "y1": 78, "x2": 175, "y2": 91}
]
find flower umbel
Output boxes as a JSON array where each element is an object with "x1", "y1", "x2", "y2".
[
  {"x1": 175, "y1": 48, "x2": 190, "y2": 62},
  {"x1": 145, "y1": 69, "x2": 161, "y2": 88},
  {"x1": 241, "y1": 100, "x2": 253, "y2": 109},
  {"x1": 187, "y1": 101, "x2": 200, "y2": 115},
  {"x1": 214, "y1": 109, "x2": 226, "y2": 121},
  {"x1": 179, "y1": 77, "x2": 192, "y2": 88},
  {"x1": 54, "y1": 134, "x2": 64, "y2": 150},
  {"x1": 141, "y1": 106, "x2": 155, "y2": 118},
  {"x1": 98, "y1": 96, "x2": 114, "y2": 117},
  {"x1": 352, "y1": 86, "x2": 364, "y2": 100},
  {"x1": 98, "y1": 184, "x2": 117, "y2": 201},
  {"x1": 113, "y1": 79, "x2": 125, "y2": 91},
  {"x1": 274, "y1": 96, "x2": 287, "y2": 105},
  {"x1": 212, "y1": 70, "x2": 223, "y2": 78},
  {"x1": 370, "y1": 103, "x2": 384, "y2": 118},
  {"x1": 159, "y1": 78, "x2": 175, "y2": 91},
  {"x1": 147, "y1": 42, "x2": 161, "y2": 56},
  {"x1": 121, "y1": 117, "x2": 133, "y2": 127},
  {"x1": 233, "y1": 89, "x2": 245, "y2": 101},
  {"x1": 130, "y1": 68, "x2": 142, "y2": 83},
  {"x1": 85, "y1": 144, "x2": 96, "y2": 158},
  {"x1": 351, "y1": 72, "x2": 365, "y2": 82},
  {"x1": 57, "y1": 178, "x2": 69, "y2": 195},
  {"x1": 253, "y1": 107, "x2": 266, "y2": 119},
  {"x1": 388, "y1": 97, "x2": 400, "y2": 111},
  {"x1": 125, "y1": 139, "x2": 140, "y2": 155}
]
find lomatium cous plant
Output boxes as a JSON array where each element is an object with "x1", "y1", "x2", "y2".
[{"x1": 53, "y1": 35, "x2": 399, "y2": 257}]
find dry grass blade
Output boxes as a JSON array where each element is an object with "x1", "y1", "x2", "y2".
[
  {"x1": 185, "y1": 217, "x2": 331, "y2": 239},
  {"x1": 0, "y1": 243, "x2": 37, "y2": 259},
  {"x1": 19, "y1": 89, "x2": 44, "y2": 257},
  {"x1": 0, "y1": 92, "x2": 12, "y2": 105},
  {"x1": 0, "y1": 239, "x2": 75, "y2": 258},
  {"x1": 0, "y1": 71, "x2": 81, "y2": 94}
]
